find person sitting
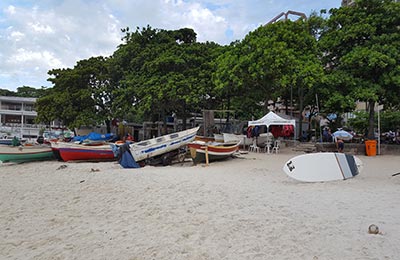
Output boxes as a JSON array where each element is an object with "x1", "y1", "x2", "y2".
[
  {"x1": 37, "y1": 136, "x2": 44, "y2": 144},
  {"x1": 12, "y1": 136, "x2": 21, "y2": 146},
  {"x1": 301, "y1": 131, "x2": 308, "y2": 142},
  {"x1": 322, "y1": 128, "x2": 329, "y2": 142},
  {"x1": 126, "y1": 133, "x2": 134, "y2": 142}
]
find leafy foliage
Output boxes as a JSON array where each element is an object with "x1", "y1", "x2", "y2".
[
  {"x1": 320, "y1": 0, "x2": 400, "y2": 138},
  {"x1": 349, "y1": 110, "x2": 400, "y2": 135},
  {"x1": 213, "y1": 19, "x2": 324, "y2": 134},
  {"x1": 30, "y1": 1, "x2": 400, "y2": 138},
  {"x1": 114, "y1": 26, "x2": 222, "y2": 129},
  {"x1": 0, "y1": 86, "x2": 48, "y2": 98}
]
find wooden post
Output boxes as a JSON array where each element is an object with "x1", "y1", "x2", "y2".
[{"x1": 205, "y1": 146, "x2": 209, "y2": 166}]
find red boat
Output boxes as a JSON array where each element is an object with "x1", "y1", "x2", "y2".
[{"x1": 50, "y1": 141, "x2": 116, "y2": 162}]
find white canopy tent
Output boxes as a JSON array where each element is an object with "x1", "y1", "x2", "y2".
[
  {"x1": 248, "y1": 111, "x2": 296, "y2": 127},
  {"x1": 248, "y1": 111, "x2": 296, "y2": 139}
]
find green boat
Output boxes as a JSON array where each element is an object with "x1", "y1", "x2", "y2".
[{"x1": 0, "y1": 145, "x2": 54, "y2": 163}]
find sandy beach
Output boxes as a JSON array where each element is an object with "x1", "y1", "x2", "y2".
[{"x1": 1, "y1": 148, "x2": 400, "y2": 260}]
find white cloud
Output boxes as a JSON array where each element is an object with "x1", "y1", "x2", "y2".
[
  {"x1": 9, "y1": 31, "x2": 24, "y2": 41},
  {"x1": 158, "y1": 1, "x2": 229, "y2": 43},
  {"x1": 9, "y1": 48, "x2": 64, "y2": 68},
  {"x1": 5, "y1": 5, "x2": 16, "y2": 15},
  {"x1": 28, "y1": 22, "x2": 54, "y2": 33},
  {"x1": 0, "y1": 0, "x2": 342, "y2": 91}
]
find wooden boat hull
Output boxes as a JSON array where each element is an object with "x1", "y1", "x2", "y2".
[
  {"x1": 51, "y1": 147, "x2": 62, "y2": 161},
  {"x1": 51, "y1": 142, "x2": 116, "y2": 162},
  {"x1": 0, "y1": 145, "x2": 54, "y2": 163},
  {"x1": 188, "y1": 141, "x2": 239, "y2": 164},
  {"x1": 194, "y1": 136, "x2": 216, "y2": 142},
  {"x1": 58, "y1": 147, "x2": 115, "y2": 162},
  {"x1": 130, "y1": 127, "x2": 199, "y2": 162}
]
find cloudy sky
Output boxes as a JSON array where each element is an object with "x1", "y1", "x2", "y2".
[{"x1": 0, "y1": 0, "x2": 341, "y2": 91}]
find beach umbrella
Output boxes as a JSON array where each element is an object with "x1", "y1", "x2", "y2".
[{"x1": 332, "y1": 130, "x2": 353, "y2": 141}]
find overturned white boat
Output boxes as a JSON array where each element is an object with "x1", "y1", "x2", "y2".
[{"x1": 130, "y1": 126, "x2": 199, "y2": 163}]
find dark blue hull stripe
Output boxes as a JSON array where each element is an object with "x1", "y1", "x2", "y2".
[
  {"x1": 345, "y1": 154, "x2": 359, "y2": 177},
  {"x1": 141, "y1": 133, "x2": 196, "y2": 155},
  {"x1": 335, "y1": 153, "x2": 359, "y2": 179}
]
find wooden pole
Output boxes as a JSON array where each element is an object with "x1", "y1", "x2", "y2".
[{"x1": 205, "y1": 146, "x2": 209, "y2": 166}]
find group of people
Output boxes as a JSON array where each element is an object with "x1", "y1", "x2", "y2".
[
  {"x1": 322, "y1": 127, "x2": 333, "y2": 143},
  {"x1": 382, "y1": 130, "x2": 400, "y2": 144}
]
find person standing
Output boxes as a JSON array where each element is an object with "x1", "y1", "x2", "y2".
[{"x1": 336, "y1": 138, "x2": 344, "y2": 153}]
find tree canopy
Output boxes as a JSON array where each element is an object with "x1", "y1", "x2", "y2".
[
  {"x1": 320, "y1": 0, "x2": 400, "y2": 138},
  {"x1": 32, "y1": 0, "x2": 400, "y2": 138}
]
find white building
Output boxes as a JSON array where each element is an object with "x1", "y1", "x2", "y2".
[
  {"x1": 341, "y1": 0, "x2": 355, "y2": 6},
  {"x1": 0, "y1": 96, "x2": 45, "y2": 139}
]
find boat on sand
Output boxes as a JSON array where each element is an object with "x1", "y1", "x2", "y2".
[
  {"x1": 188, "y1": 140, "x2": 240, "y2": 164},
  {"x1": 51, "y1": 141, "x2": 116, "y2": 162},
  {"x1": 129, "y1": 126, "x2": 199, "y2": 164},
  {"x1": 52, "y1": 127, "x2": 199, "y2": 164},
  {"x1": 0, "y1": 144, "x2": 54, "y2": 163}
]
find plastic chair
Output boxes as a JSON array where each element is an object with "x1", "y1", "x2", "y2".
[
  {"x1": 271, "y1": 140, "x2": 281, "y2": 154},
  {"x1": 264, "y1": 140, "x2": 273, "y2": 154},
  {"x1": 249, "y1": 138, "x2": 261, "y2": 153}
]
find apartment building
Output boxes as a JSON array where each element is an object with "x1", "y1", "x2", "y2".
[
  {"x1": 341, "y1": 0, "x2": 355, "y2": 6},
  {"x1": 0, "y1": 96, "x2": 44, "y2": 139}
]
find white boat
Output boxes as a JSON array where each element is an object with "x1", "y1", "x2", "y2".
[
  {"x1": 255, "y1": 132, "x2": 274, "y2": 147},
  {"x1": 130, "y1": 126, "x2": 199, "y2": 162},
  {"x1": 222, "y1": 133, "x2": 253, "y2": 146},
  {"x1": 228, "y1": 132, "x2": 273, "y2": 148},
  {"x1": 213, "y1": 133, "x2": 224, "y2": 142}
]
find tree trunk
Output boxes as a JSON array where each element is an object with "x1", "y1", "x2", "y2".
[
  {"x1": 105, "y1": 119, "x2": 111, "y2": 133},
  {"x1": 298, "y1": 87, "x2": 304, "y2": 141},
  {"x1": 182, "y1": 103, "x2": 187, "y2": 130},
  {"x1": 367, "y1": 100, "x2": 375, "y2": 140},
  {"x1": 284, "y1": 98, "x2": 289, "y2": 115},
  {"x1": 161, "y1": 110, "x2": 167, "y2": 135}
]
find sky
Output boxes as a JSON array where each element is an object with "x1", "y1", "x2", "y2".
[{"x1": 0, "y1": 0, "x2": 342, "y2": 91}]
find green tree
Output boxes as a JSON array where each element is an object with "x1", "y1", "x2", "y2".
[
  {"x1": 34, "y1": 88, "x2": 60, "y2": 126},
  {"x1": 114, "y1": 26, "x2": 222, "y2": 130},
  {"x1": 15, "y1": 86, "x2": 48, "y2": 98},
  {"x1": 39, "y1": 67, "x2": 96, "y2": 131},
  {"x1": 320, "y1": 0, "x2": 400, "y2": 139},
  {"x1": 0, "y1": 86, "x2": 48, "y2": 98},
  {"x1": 37, "y1": 56, "x2": 116, "y2": 132},
  {"x1": 213, "y1": 42, "x2": 256, "y2": 120},
  {"x1": 0, "y1": 88, "x2": 15, "y2": 96},
  {"x1": 74, "y1": 57, "x2": 115, "y2": 132},
  {"x1": 215, "y1": 19, "x2": 324, "y2": 136}
]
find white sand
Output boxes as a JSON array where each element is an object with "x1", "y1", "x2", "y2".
[{"x1": 1, "y1": 148, "x2": 400, "y2": 259}]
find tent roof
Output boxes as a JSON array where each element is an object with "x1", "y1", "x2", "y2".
[{"x1": 248, "y1": 111, "x2": 296, "y2": 127}]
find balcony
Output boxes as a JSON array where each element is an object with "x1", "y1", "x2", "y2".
[{"x1": 0, "y1": 105, "x2": 36, "y2": 112}]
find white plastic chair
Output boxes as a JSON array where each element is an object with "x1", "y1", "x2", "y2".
[
  {"x1": 264, "y1": 140, "x2": 273, "y2": 154},
  {"x1": 271, "y1": 140, "x2": 281, "y2": 154},
  {"x1": 249, "y1": 138, "x2": 261, "y2": 153}
]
